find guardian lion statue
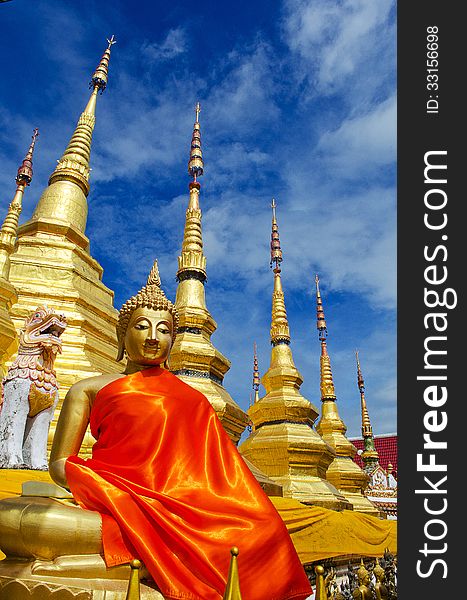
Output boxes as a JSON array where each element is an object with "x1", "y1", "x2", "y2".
[{"x1": 0, "y1": 305, "x2": 66, "y2": 470}]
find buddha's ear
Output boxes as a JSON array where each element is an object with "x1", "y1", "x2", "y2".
[
  {"x1": 116, "y1": 339, "x2": 125, "y2": 362},
  {"x1": 162, "y1": 357, "x2": 170, "y2": 370}
]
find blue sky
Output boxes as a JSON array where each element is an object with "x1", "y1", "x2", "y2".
[{"x1": 0, "y1": 0, "x2": 396, "y2": 436}]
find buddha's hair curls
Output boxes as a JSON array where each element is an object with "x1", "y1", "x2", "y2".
[{"x1": 116, "y1": 261, "x2": 179, "y2": 361}]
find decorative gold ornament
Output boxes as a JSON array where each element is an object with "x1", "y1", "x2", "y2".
[
  {"x1": 314, "y1": 564, "x2": 327, "y2": 600},
  {"x1": 222, "y1": 547, "x2": 242, "y2": 600},
  {"x1": 125, "y1": 559, "x2": 142, "y2": 600}
]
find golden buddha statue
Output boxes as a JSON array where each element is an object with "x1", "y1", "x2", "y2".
[
  {"x1": 0, "y1": 262, "x2": 311, "y2": 600},
  {"x1": 352, "y1": 560, "x2": 373, "y2": 600},
  {"x1": 373, "y1": 559, "x2": 389, "y2": 600}
]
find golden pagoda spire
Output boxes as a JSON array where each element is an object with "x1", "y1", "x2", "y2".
[
  {"x1": 177, "y1": 102, "x2": 207, "y2": 277},
  {"x1": 188, "y1": 101, "x2": 204, "y2": 182},
  {"x1": 316, "y1": 275, "x2": 336, "y2": 400},
  {"x1": 269, "y1": 200, "x2": 290, "y2": 344},
  {"x1": 314, "y1": 274, "x2": 349, "y2": 434},
  {"x1": 0, "y1": 128, "x2": 39, "y2": 370},
  {"x1": 314, "y1": 276, "x2": 378, "y2": 515},
  {"x1": 0, "y1": 128, "x2": 39, "y2": 279},
  {"x1": 239, "y1": 205, "x2": 350, "y2": 510},
  {"x1": 28, "y1": 37, "x2": 116, "y2": 239},
  {"x1": 170, "y1": 103, "x2": 248, "y2": 443},
  {"x1": 356, "y1": 350, "x2": 379, "y2": 472},
  {"x1": 356, "y1": 350, "x2": 371, "y2": 435},
  {"x1": 270, "y1": 198, "x2": 282, "y2": 269},
  {"x1": 253, "y1": 342, "x2": 260, "y2": 403}
]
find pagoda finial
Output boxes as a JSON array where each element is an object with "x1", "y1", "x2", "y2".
[
  {"x1": 315, "y1": 274, "x2": 327, "y2": 340},
  {"x1": 44, "y1": 38, "x2": 115, "y2": 204},
  {"x1": 16, "y1": 128, "x2": 39, "y2": 187},
  {"x1": 188, "y1": 101, "x2": 204, "y2": 182},
  {"x1": 355, "y1": 350, "x2": 379, "y2": 471},
  {"x1": 177, "y1": 105, "x2": 207, "y2": 279},
  {"x1": 271, "y1": 197, "x2": 277, "y2": 222},
  {"x1": 270, "y1": 198, "x2": 283, "y2": 272},
  {"x1": 253, "y1": 342, "x2": 260, "y2": 402},
  {"x1": 1, "y1": 128, "x2": 40, "y2": 279},
  {"x1": 356, "y1": 349, "x2": 364, "y2": 391},
  {"x1": 269, "y1": 201, "x2": 290, "y2": 344},
  {"x1": 90, "y1": 35, "x2": 116, "y2": 93},
  {"x1": 356, "y1": 350, "x2": 372, "y2": 437},
  {"x1": 314, "y1": 275, "x2": 336, "y2": 399}
]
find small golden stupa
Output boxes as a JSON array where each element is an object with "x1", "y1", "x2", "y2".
[
  {"x1": 6, "y1": 38, "x2": 121, "y2": 456},
  {"x1": 239, "y1": 201, "x2": 350, "y2": 509},
  {"x1": 356, "y1": 350, "x2": 380, "y2": 472},
  {"x1": 0, "y1": 129, "x2": 39, "y2": 372},
  {"x1": 314, "y1": 276, "x2": 379, "y2": 515},
  {"x1": 354, "y1": 351, "x2": 397, "y2": 518},
  {"x1": 169, "y1": 103, "x2": 249, "y2": 443}
]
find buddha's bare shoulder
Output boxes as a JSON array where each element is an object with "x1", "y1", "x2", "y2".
[{"x1": 66, "y1": 372, "x2": 127, "y2": 404}]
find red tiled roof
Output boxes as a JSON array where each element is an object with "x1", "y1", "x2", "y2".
[{"x1": 349, "y1": 434, "x2": 397, "y2": 477}]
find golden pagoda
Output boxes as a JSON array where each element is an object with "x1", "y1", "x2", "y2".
[
  {"x1": 314, "y1": 275, "x2": 379, "y2": 515},
  {"x1": 354, "y1": 351, "x2": 397, "y2": 519},
  {"x1": 239, "y1": 201, "x2": 350, "y2": 509},
  {"x1": 356, "y1": 350, "x2": 379, "y2": 473},
  {"x1": 169, "y1": 103, "x2": 249, "y2": 444},
  {"x1": 0, "y1": 129, "x2": 38, "y2": 373},
  {"x1": 7, "y1": 38, "x2": 121, "y2": 455}
]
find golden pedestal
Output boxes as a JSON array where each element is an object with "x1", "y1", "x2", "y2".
[
  {"x1": 0, "y1": 561, "x2": 164, "y2": 600},
  {"x1": 0, "y1": 474, "x2": 165, "y2": 599}
]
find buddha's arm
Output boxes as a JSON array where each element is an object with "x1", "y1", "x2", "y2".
[{"x1": 49, "y1": 379, "x2": 92, "y2": 490}]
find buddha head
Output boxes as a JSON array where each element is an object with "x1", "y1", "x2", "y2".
[
  {"x1": 356, "y1": 560, "x2": 370, "y2": 586},
  {"x1": 373, "y1": 559, "x2": 385, "y2": 584},
  {"x1": 116, "y1": 261, "x2": 179, "y2": 369}
]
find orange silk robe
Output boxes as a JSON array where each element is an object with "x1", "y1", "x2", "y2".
[{"x1": 66, "y1": 367, "x2": 312, "y2": 600}]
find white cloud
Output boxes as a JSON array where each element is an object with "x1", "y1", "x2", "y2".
[
  {"x1": 317, "y1": 94, "x2": 396, "y2": 175},
  {"x1": 206, "y1": 42, "x2": 280, "y2": 135},
  {"x1": 142, "y1": 28, "x2": 188, "y2": 62},
  {"x1": 282, "y1": 0, "x2": 395, "y2": 101}
]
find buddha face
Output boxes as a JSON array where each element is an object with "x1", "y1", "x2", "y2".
[{"x1": 123, "y1": 307, "x2": 173, "y2": 369}]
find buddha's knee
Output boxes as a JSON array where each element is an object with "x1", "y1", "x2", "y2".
[{"x1": 0, "y1": 496, "x2": 102, "y2": 559}]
